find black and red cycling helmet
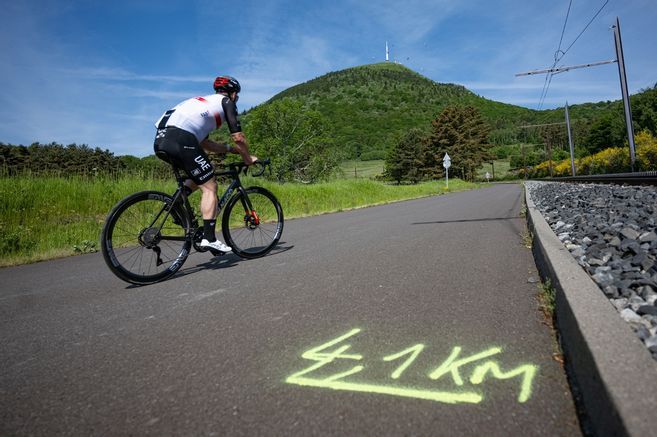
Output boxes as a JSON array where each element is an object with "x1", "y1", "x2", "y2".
[{"x1": 213, "y1": 76, "x2": 241, "y2": 94}]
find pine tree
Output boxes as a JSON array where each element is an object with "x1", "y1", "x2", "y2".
[
  {"x1": 423, "y1": 106, "x2": 492, "y2": 181},
  {"x1": 384, "y1": 129, "x2": 425, "y2": 184}
]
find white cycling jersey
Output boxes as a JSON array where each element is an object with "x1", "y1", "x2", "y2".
[{"x1": 155, "y1": 93, "x2": 241, "y2": 143}]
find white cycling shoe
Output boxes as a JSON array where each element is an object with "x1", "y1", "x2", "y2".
[{"x1": 200, "y1": 239, "x2": 232, "y2": 253}]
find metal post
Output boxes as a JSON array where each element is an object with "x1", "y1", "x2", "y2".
[
  {"x1": 521, "y1": 143, "x2": 527, "y2": 179},
  {"x1": 545, "y1": 138, "x2": 553, "y2": 177},
  {"x1": 613, "y1": 17, "x2": 636, "y2": 171},
  {"x1": 565, "y1": 102, "x2": 576, "y2": 176}
]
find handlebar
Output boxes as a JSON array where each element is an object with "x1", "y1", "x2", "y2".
[
  {"x1": 219, "y1": 158, "x2": 271, "y2": 178},
  {"x1": 249, "y1": 159, "x2": 270, "y2": 177}
]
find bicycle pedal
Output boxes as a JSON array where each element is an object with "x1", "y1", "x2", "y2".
[{"x1": 209, "y1": 248, "x2": 225, "y2": 256}]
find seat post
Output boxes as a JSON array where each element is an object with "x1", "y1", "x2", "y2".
[{"x1": 172, "y1": 166, "x2": 186, "y2": 186}]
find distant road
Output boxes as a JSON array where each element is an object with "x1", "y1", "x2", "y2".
[{"x1": 1, "y1": 183, "x2": 580, "y2": 436}]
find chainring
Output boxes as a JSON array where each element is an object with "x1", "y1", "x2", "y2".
[{"x1": 192, "y1": 227, "x2": 207, "y2": 252}]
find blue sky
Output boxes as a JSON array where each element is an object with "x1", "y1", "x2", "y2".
[{"x1": 1, "y1": 0, "x2": 655, "y2": 157}]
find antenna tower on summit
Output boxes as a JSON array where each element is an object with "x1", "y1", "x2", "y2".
[{"x1": 386, "y1": 41, "x2": 390, "y2": 62}]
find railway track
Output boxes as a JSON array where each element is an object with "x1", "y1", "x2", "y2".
[{"x1": 534, "y1": 171, "x2": 657, "y2": 185}]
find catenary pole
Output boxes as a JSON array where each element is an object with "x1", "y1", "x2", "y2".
[
  {"x1": 516, "y1": 16, "x2": 637, "y2": 172},
  {"x1": 565, "y1": 102, "x2": 576, "y2": 176},
  {"x1": 613, "y1": 17, "x2": 636, "y2": 171}
]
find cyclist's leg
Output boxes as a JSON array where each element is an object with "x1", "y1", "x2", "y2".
[
  {"x1": 198, "y1": 178, "x2": 218, "y2": 220},
  {"x1": 174, "y1": 140, "x2": 216, "y2": 222},
  {"x1": 171, "y1": 131, "x2": 230, "y2": 252}
]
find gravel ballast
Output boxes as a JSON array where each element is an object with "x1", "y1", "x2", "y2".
[{"x1": 526, "y1": 181, "x2": 657, "y2": 362}]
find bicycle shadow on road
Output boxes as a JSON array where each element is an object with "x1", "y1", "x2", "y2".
[
  {"x1": 180, "y1": 241, "x2": 295, "y2": 274},
  {"x1": 122, "y1": 243, "x2": 295, "y2": 288}
]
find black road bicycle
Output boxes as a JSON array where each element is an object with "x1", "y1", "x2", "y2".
[{"x1": 101, "y1": 156, "x2": 284, "y2": 285}]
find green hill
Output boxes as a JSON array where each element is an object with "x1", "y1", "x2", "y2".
[
  {"x1": 242, "y1": 62, "x2": 655, "y2": 160},
  {"x1": 261, "y1": 62, "x2": 536, "y2": 158}
]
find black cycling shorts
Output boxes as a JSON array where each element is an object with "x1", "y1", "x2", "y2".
[{"x1": 154, "y1": 127, "x2": 215, "y2": 185}]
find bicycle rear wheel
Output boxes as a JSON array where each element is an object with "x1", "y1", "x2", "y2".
[
  {"x1": 101, "y1": 191, "x2": 191, "y2": 284},
  {"x1": 222, "y1": 187, "x2": 284, "y2": 259}
]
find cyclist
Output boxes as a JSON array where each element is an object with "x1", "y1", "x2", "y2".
[{"x1": 154, "y1": 75, "x2": 257, "y2": 253}]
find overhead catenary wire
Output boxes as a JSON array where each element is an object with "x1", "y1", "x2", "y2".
[
  {"x1": 537, "y1": 0, "x2": 610, "y2": 109},
  {"x1": 560, "y1": 0, "x2": 610, "y2": 59},
  {"x1": 556, "y1": 0, "x2": 573, "y2": 54},
  {"x1": 538, "y1": 0, "x2": 572, "y2": 109}
]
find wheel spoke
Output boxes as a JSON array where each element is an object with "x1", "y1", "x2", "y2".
[
  {"x1": 223, "y1": 188, "x2": 283, "y2": 258},
  {"x1": 101, "y1": 192, "x2": 191, "y2": 284}
]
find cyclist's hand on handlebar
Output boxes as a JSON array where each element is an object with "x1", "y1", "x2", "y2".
[
  {"x1": 250, "y1": 159, "x2": 269, "y2": 177},
  {"x1": 242, "y1": 155, "x2": 258, "y2": 166}
]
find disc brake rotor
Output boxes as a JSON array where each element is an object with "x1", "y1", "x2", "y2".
[{"x1": 245, "y1": 211, "x2": 260, "y2": 230}]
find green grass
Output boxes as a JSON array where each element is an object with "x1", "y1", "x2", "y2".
[
  {"x1": 0, "y1": 176, "x2": 177, "y2": 266},
  {"x1": 0, "y1": 175, "x2": 478, "y2": 266},
  {"x1": 260, "y1": 177, "x2": 476, "y2": 218},
  {"x1": 476, "y1": 159, "x2": 512, "y2": 180},
  {"x1": 338, "y1": 160, "x2": 385, "y2": 179},
  {"x1": 339, "y1": 158, "x2": 516, "y2": 182}
]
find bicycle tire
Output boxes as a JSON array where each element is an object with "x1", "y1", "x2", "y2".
[
  {"x1": 101, "y1": 191, "x2": 191, "y2": 284},
  {"x1": 222, "y1": 187, "x2": 284, "y2": 259}
]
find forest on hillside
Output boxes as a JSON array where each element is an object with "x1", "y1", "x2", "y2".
[{"x1": 261, "y1": 63, "x2": 657, "y2": 161}]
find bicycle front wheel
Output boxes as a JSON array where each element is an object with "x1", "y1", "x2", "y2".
[
  {"x1": 222, "y1": 187, "x2": 284, "y2": 259},
  {"x1": 101, "y1": 191, "x2": 191, "y2": 284}
]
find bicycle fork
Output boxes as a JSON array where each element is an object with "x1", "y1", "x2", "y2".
[{"x1": 237, "y1": 188, "x2": 260, "y2": 228}]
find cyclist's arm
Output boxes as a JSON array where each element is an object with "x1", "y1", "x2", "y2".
[
  {"x1": 221, "y1": 96, "x2": 257, "y2": 165},
  {"x1": 199, "y1": 135, "x2": 256, "y2": 165},
  {"x1": 230, "y1": 132, "x2": 257, "y2": 165},
  {"x1": 199, "y1": 138, "x2": 230, "y2": 155}
]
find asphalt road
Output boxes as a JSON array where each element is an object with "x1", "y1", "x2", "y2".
[{"x1": 1, "y1": 183, "x2": 581, "y2": 436}]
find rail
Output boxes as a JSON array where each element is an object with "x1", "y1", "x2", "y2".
[{"x1": 533, "y1": 171, "x2": 657, "y2": 186}]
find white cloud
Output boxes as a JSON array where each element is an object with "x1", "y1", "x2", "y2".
[{"x1": 60, "y1": 67, "x2": 212, "y2": 83}]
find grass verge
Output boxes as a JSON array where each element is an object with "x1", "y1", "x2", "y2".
[{"x1": 1, "y1": 176, "x2": 478, "y2": 266}]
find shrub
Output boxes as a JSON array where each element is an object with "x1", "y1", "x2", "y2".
[
  {"x1": 636, "y1": 131, "x2": 657, "y2": 171},
  {"x1": 528, "y1": 131, "x2": 657, "y2": 177},
  {"x1": 589, "y1": 147, "x2": 630, "y2": 174},
  {"x1": 553, "y1": 160, "x2": 573, "y2": 176}
]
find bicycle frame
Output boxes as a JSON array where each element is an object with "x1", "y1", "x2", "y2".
[
  {"x1": 153, "y1": 162, "x2": 256, "y2": 240},
  {"x1": 102, "y1": 157, "x2": 280, "y2": 283},
  {"x1": 138, "y1": 167, "x2": 197, "y2": 245},
  {"x1": 214, "y1": 166, "x2": 252, "y2": 214}
]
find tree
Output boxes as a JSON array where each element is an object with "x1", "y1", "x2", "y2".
[
  {"x1": 423, "y1": 106, "x2": 492, "y2": 181},
  {"x1": 384, "y1": 129, "x2": 425, "y2": 184},
  {"x1": 632, "y1": 84, "x2": 657, "y2": 137},
  {"x1": 245, "y1": 99, "x2": 340, "y2": 183},
  {"x1": 585, "y1": 112, "x2": 626, "y2": 154},
  {"x1": 0, "y1": 142, "x2": 125, "y2": 176}
]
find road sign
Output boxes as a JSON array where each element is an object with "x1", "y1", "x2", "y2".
[
  {"x1": 443, "y1": 153, "x2": 451, "y2": 189},
  {"x1": 443, "y1": 153, "x2": 451, "y2": 169}
]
